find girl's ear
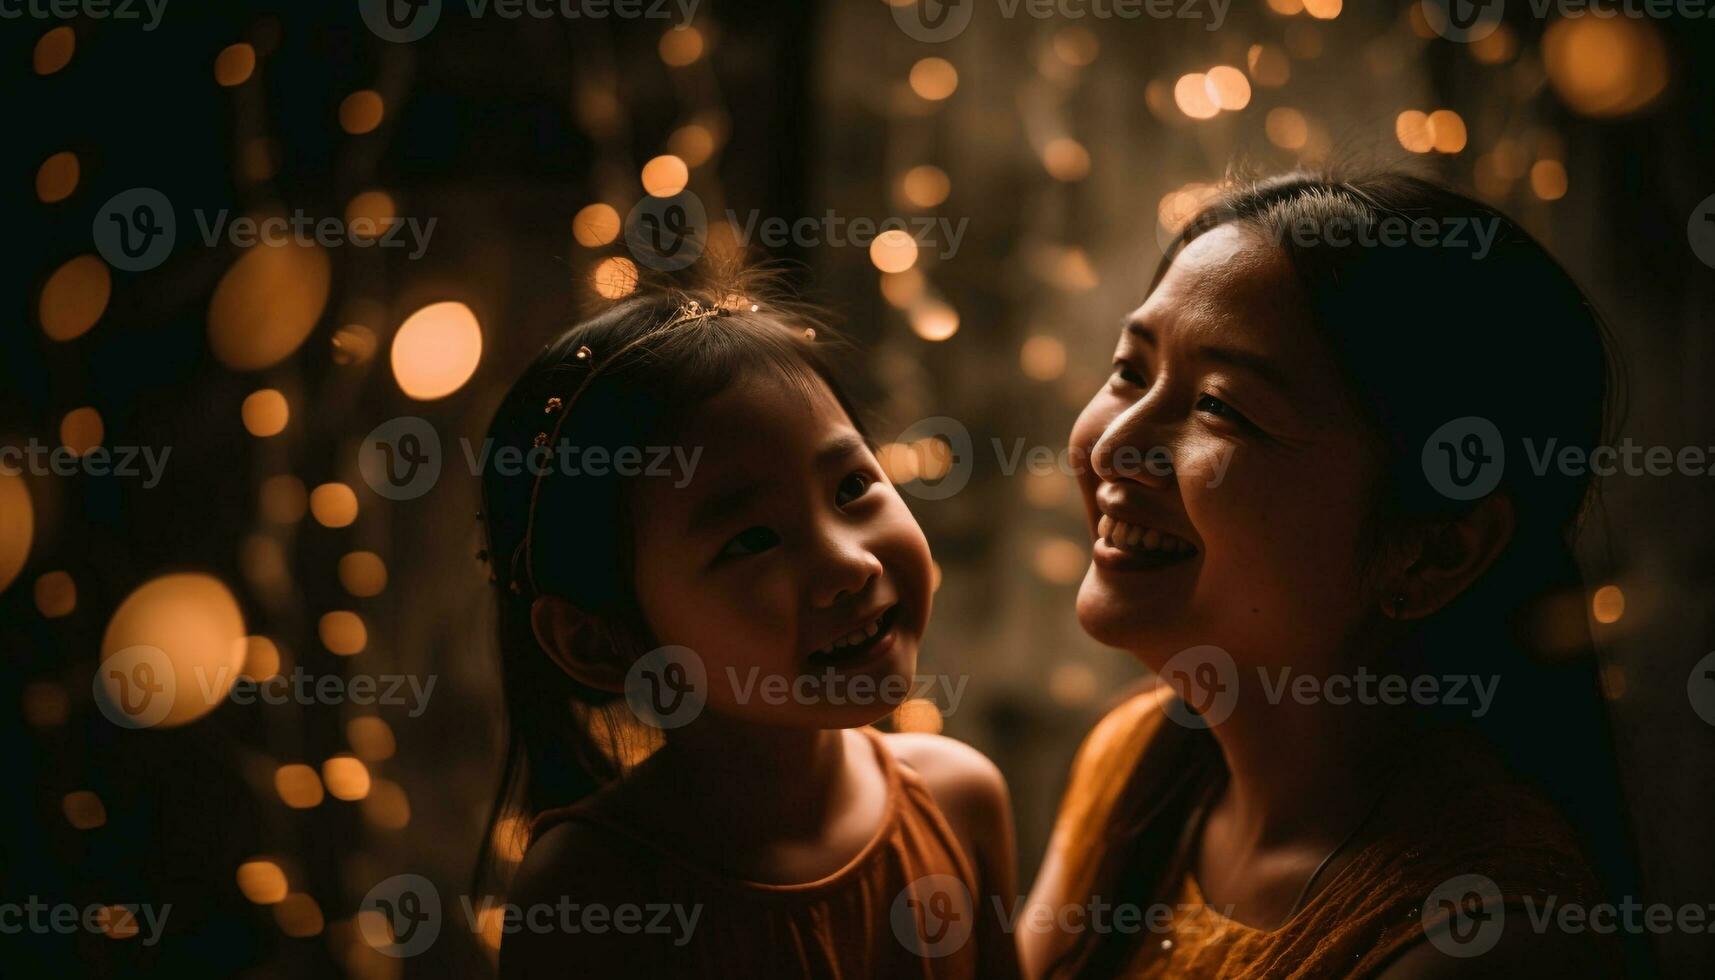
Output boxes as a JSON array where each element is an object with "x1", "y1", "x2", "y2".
[
  {"x1": 1391, "y1": 493, "x2": 1517, "y2": 620},
  {"x1": 529, "y1": 595, "x2": 629, "y2": 693}
]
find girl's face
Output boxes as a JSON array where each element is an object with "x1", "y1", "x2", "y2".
[
  {"x1": 630, "y1": 368, "x2": 934, "y2": 729},
  {"x1": 1070, "y1": 224, "x2": 1389, "y2": 675}
]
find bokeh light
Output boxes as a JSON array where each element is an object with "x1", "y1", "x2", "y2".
[
  {"x1": 63, "y1": 791, "x2": 107, "y2": 830},
  {"x1": 100, "y1": 573, "x2": 247, "y2": 728},
  {"x1": 338, "y1": 90, "x2": 384, "y2": 134},
  {"x1": 260, "y1": 475, "x2": 308, "y2": 524},
  {"x1": 0, "y1": 472, "x2": 35, "y2": 594},
  {"x1": 572, "y1": 203, "x2": 621, "y2": 246},
  {"x1": 909, "y1": 57, "x2": 958, "y2": 101},
  {"x1": 59, "y1": 406, "x2": 103, "y2": 456},
  {"x1": 1531, "y1": 159, "x2": 1569, "y2": 200},
  {"x1": 322, "y1": 755, "x2": 371, "y2": 801},
  {"x1": 347, "y1": 716, "x2": 397, "y2": 761},
  {"x1": 909, "y1": 301, "x2": 960, "y2": 342},
  {"x1": 33, "y1": 26, "x2": 75, "y2": 75},
  {"x1": 275, "y1": 764, "x2": 324, "y2": 808},
  {"x1": 1043, "y1": 138, "x2": 1091, "y2": 181},
  {"x1": 34, "y1": 571, "x2": 77, "y2": 618},
  {"x1": 390, "y1": 301, "x2": 483, "y2": 400},
  {"x1": 1204, "y1": 66, "x2": 1251, "y2": 111},
  {"x1": 241, "y1": 389, "x2": 290, "y2": 437},
  {"x1": 273, "y1": 894, "x2": 324, "y2": 937},
  {"x1": 39, "y1": 254, "x2": 111, "y2": 341},
  {"x1": 207, "y1": 235, "x2": 331, "y2": 370},
  {"x1": 1592, "y1": 584, "x2": 1625, "y2": 624},
  {"x1": 215, "y1": 43, "x2": 256, "y2": 86},
  {"x1": 1020, "y1": 335, "x2": 1067, "y2": 381},
  {"x1": 592, "y1": 256, "x2": 639, "y2": 300},
  {"x1": 899, "y1": 165, "x2": 951, "y2": 209},
  {"x1": 1543, "y1": 14, "x2": 1667, "y2": 118},
  {"x1": 1174, "y1": 73, "x2": 1219, "y2": 120},
  {"x1": 338, "y1": 552, "x2": 388, "y2": 597},
  {"x1": 640, "y1": 154, "x2": 690, "y2": 196},
  {"x1": 869, "y1": 229, "x2": 918, "y2": 274},
  {"x1": 36, "y1": 151, "x2": 79, "y2": 203},
  {"x1": 659, "y1": 25, "x2": 705, "y2": 66},
  {"x1": 309, "y1": 483, "x2": 358, "y2": 528},
  {"x1": 318, "y1": 611, "x2": 367, "y2": 655},
  {"x1": 237, "y1": 860, "x2": 289, "y2": 904}
]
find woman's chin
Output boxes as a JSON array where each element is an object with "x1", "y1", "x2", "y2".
[{"x1": 1075, "y1": 575, "x2": 1186, "y2": 662}]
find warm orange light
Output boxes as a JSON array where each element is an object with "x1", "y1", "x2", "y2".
[
  {"x1": 1174, "y1": 73, "x2": 1219, "y2": 120},
  {"x1": 322, "y1": 755, "x2": 372, "y2": 801},
  {"x1": 880, "y1": 269, "x2": 925, "y2": 309},
  {"x1": 1052, "y1": 27, "x2": 1098, "y2": 67},
  {"x1": 338, "y1": 551, "x2": 388, "y2": 597},
  {"x1": 1247, "y1": 44, "x2": 1291, "y2": 87},
  {"x1": 241, "y1": 389, "x2": 289, "y2": 437},
  {"x1": 659, "y1": 25, "x2": 704, "y2": 66},
  {"x1": 1471, "y1": 24, "x2": 1518, "y2": 64},
  {"x1": 640, "y1": 155, "x2": 689, "y2": 197},
  {"x1": 572, "y1": 203, "x2": 621, "y2": 247},
  {"x1": 1592, "y1": 584, "x2": 1625, "y2": 624},
  {"x1": 34, "y1": 26, "x2": 75, "y2": 75},
  {"x1": 362, "y1": 779, "x2": 410, "y2": 829},
  {"x1": 1042, "y1": 138, "x2": 1090, "y2": 181},
  {"x1": 1266, "y1": 107, "x2": 1310, "y2": 150},
  {"x1": 390, "y1": 301, "x2": 483, "y2": 400},
  {"x1": 259, "y1": 475, "x2": 307, "y2": 524},
  {"x1": 241, "y1": 635, "x2": 281, "y2": 681},
  {"x1": 275, "y1": 765, "x2": 324, "y2": 808},
  {"x1": 1204, "y1": 66, "x2": 1251, "y2": 111},
  {"x1": 339, "y1": 90, "x2": 385, "y2": 135},
  {"x1": 237, "y1": 860, "x2": 288, "y2": 904},
  {"x1": 36, "y1": 151, "x2": 79, "y2": 203},
  {"x1": 893, "y1": 698, "x2": 944, "y2": 734},
  {"x1": 910, "y1": 301, "x2": 959, "y2": 342},
  {"x1": 318, "y1": 611, "x2": 367, "y2": 655},
  {"x1": 669, "y1": 123, "x2": 719, "y2": 167},
  {"x1": 59, "y1": 406, "x2": 103, "y2": 456},
  {"x1": 207, "y1": 235, "x2": 331, "y2": 370},
  {"x1": 0, "y1": 472, "x2": 34, "y2": 594},
  {"x1": 899, "y1": 165, "x2": 951, "y2": 209},
  {"x1": 1531, "y1": 159, "x2": 1569, "y2": 200},
  {"x1": 347, "y1": 716, "x2": 397, "y2": 761},
  {"x1": 100, "y1": 573, "x2": 247, "y2": 728},
  {"x1": 1543, "y1": 15, "x2": 1667, "y2": 118},
  {"x1": 34, "y1": 571, "x2": 76, "y2": 618},
  {"x1": 344, "y1": 191, "x2": 396, "y2": 242},
  {"x1": 1302, "y1": 0, "x2": 1341, "y2": 18},
  {"x1": 1395, "y1": 110, "x2": 1434, "y2": 153},
  {"x1": 1033, "y1": 538, "x2": 1086, "y2": 584},
  {"x1": 592, "y1": 256, "x2": 639, "y2": 300},
  {"x1": 1020, "y1": 335, "x2": 1067, "y2": 381},
  {"x1": 869, "y1": 229, "x2": 918, "y2": 274},
  {"x1": 1428, "y1": 109, "x2": 1468, "y2": 153},
  {"x1": 273, "y1": 893, "x2": 324, "y2": 937},
  {"x1": 63, "y1": 790, "x2": 106, "y2": 830},
  {"x1": 309, "y1": 483, "x2": 359, "y2": 528},
  {"x1": 909, "y1": 57, "x2": 959, "y2": 101},
  {"x1": 214, "y1": 43, "x2": 256, "y2": 86},
  {"x1": 39, "y1": 254, "x2": 112, "y2": 341}
]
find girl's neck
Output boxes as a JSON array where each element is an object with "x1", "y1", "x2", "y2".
[{"x1": 650, "y1": 720, "x2": 861, "y2": 843}]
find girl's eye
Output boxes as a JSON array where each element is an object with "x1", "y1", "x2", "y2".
[
  {"x1": 719, "y1": 526, "x2": 780, "y2": 559},
  {"x1": 1112, "y1": 361, "x2": 1147, "y2": 388},
  {"x1": 1195, "y1": 393, "x2": 1250, "y2": 427},
  {"x1": 835, "y1": 471, "x2": 873, "y2": 508}
]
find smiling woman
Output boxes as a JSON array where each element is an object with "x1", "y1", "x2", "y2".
[{"x1": 1023, "y1": 172, "x2": 1643, "y2": 979}]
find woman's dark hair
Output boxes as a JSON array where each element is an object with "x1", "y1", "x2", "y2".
[
  {"x1": 471, "y1": 270, "x2": 860, "y2": 894},
  {"x1": 1052, "y1": 171, "x2": 1644, "y2": 976}
]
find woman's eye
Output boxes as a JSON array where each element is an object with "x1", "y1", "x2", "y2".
[
  {"x1": 1195, "y1": 393, "x2": 1250, "y2": 426},
  {"x1": 1112, "y1": 362, "x2": 1147, "y2": 388},
  {"x1": 835, "y1": 471, "x2": 873, "y2": 507},
  {"x1": 719, "y1": 526, "x2": 780, "y2": 559}
]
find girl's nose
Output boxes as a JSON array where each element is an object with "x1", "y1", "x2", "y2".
[
  {"x1": 811, "y1": 531, "x2": 883, "y2": 609},
  {"x1": 1092, "y1": 399, "x2": 1178, "y2": 490}
]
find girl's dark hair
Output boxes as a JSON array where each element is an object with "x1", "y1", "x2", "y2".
[
  {"x1": 472, "y1": 270, "x2": 860, "y2": 894},
  {"x1": 1052, "y1": 171, "x2": 1644, "y2": 976}
]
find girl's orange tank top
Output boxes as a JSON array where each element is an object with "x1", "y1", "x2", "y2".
[{"x1": 526, "y1": 727, "x2": 1003, "y2": 978}]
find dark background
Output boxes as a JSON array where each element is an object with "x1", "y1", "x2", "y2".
[{"x1": 4, "y1": 0, "x2": 1713, "y2": 975}]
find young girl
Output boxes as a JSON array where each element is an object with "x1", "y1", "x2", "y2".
[{"x1": 477, "y1": 276, "x2": 1018, "y2": 978}]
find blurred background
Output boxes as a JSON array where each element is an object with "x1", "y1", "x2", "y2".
[{"x1": 4, "y1": 0, "x2": 1713, "y2": 975}]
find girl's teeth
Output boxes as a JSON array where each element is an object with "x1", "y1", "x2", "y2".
[{"x1": 1101, "y1": 517, "x2": 1195, "y2": 556}]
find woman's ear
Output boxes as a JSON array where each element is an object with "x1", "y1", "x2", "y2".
[
  {"x1": 530, "y1": 595, "x2": 628, "y2": 692},
  {"x1": 1390, "y1": 494, "x2": 1517, "y2": 620}
]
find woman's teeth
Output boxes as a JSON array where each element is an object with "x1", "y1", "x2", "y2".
[{"x1": 1097, "y1": 514, "x2": 1196, "y2": 556}]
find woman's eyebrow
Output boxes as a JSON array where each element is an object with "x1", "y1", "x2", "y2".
[{"x1": 1125, "y1": 320, "x2": 1291, "y2": 391}]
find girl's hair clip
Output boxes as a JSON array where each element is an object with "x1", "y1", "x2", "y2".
[
  {"x1": 532, "y1": 432, "x2": 549, "y2": 447},
  {"x1": 544, "y1": 396, "x2": 563, "y2": 414}
]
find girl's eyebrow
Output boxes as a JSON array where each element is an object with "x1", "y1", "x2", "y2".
[
  {"x1": 816, "y1": 431, "x2": 869, "y2": 467},
  {"x1": 689, "y1": 481, "x2": 761, "y2": 533}
]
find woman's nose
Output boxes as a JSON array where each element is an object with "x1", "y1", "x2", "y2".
[
  {"x1": 1091, "y1": 399, "x2": 1178, "y2": 490},
  {"x1": 811, "y1": 529, "x2": 883, "y2": 609}
]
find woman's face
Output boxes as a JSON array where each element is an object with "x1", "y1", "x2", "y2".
[{"x1": 1070, "y1": 223, "x2": 1389, "y2": 674}]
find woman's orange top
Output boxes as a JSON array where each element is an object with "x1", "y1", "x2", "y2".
[
  {"x1": 1037, "y1": 685, "x2": 1624, "y2": 978},
  {"x1": 526, "y1": 727, "x2": 1003, "y2": 978}
]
